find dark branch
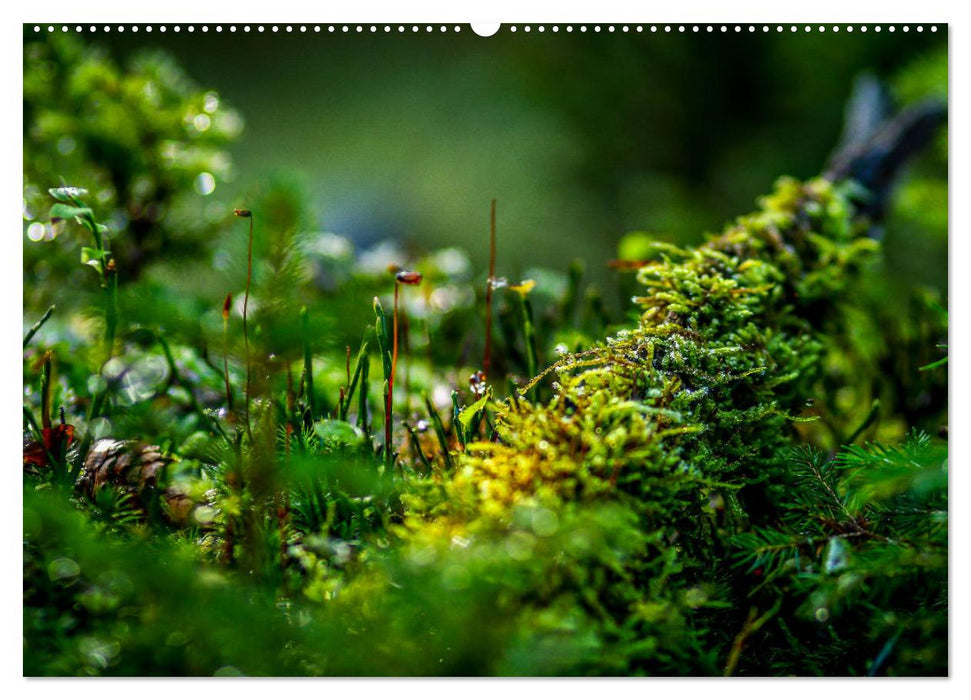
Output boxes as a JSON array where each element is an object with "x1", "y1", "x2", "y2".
[{"x1": 825, "y1": 78, "x2": 946, "y2": 219}]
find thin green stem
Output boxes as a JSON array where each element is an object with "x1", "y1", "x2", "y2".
[
  {"x1": 70, "y1": 195, "x2": 117, "y2": 422},
  {"x1": 157, "y1": 332, "x2": 232, "y2": 445},
  {"x1": 358, "y1": 342, "x2": 370, "y2": 435},
  {"x1": 23, "y1": 305, "x2": 55, "y2": 349},
  {"x1": 23, "y1": 406, "x2": 54, "y2": 462},
  {"x1": 845, "y1": 399, "x2": 881, "y2": 445},
  {"x1": 41, "y1": 352, "x2": 53, "y2": 430},
  {"x1": 104, "y1": 267, "x2": 118, "y2": 362},
  {"x1": 723, "y1": 598, "x2": 783, "y2": 677},
  {"x1": 519, "y1": 295, "x2": 538, "y2": 401},
  {"x1": 220, "y1": 293, "x2": 235, "y2": 418},
  {"x1": 83, "y1": 269, "x2": 119, "y2": 426},
  {"x1": 386, "y1": 282, "x2": 400, "y2": 464},
  {"x1": 23, "y1": 405, "x2": 45, "y2": 444},
  {"x1": 223, "y1": 324, "x2": 234, "y2": 414}
]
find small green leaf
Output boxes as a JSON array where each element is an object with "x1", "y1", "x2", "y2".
[
  {"x1": 49, "y1": 203, "x2": 93, "y2": 223},
  {"x1": 423, "y1": 394, "x2": 453, "y2": 470},
  {"x1": 81, "y1": 247, "x2": 106, "y2": 264},
  {"x1": 458, "y1": 390, "x2": 491, "y2": 430},
  {"x1": 373, "y1": 297, "x2": 392, "y2": 382},
  {"x1": 48, "y1": 186, "x2": 88, "y2": 202},
  {"x1": 451, "y1": 391, "x2": 465, "y2": 449},
  {"x1": 80, "y1": 247, "x2": 103, "y2": 274},
  {"x1": 342, "y1": 339, "x2": 369, "y2": 419},
  {"x1": 404, "y1": 423, "x2": 432, "y2": 474},
  {"x1": 357, "y1": 347, "x2": 371, "y2": 435}
]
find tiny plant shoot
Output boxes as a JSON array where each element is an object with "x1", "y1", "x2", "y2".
[{"x1": 386, "y1": 267, "x2": 423, "y2": 464}]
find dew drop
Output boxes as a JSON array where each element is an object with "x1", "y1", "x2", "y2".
[{"x1": 48, "y1": 186, "x2": 88, "y2": 200}]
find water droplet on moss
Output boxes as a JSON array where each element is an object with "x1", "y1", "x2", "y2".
[{"x1": 48, "y1": 186, "x2": 88, "y2": 200}]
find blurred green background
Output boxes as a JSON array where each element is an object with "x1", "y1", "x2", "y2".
[{"x1": 24, "y1": 25, "x2": 947, "y2": 299}]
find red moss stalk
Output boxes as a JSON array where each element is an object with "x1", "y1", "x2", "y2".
[
  {"x1": 234, "y1": 208, "x2": 254, "y2": 441},
  {"x1": 386, "y1": 269, "x2": 423, "y2": 462}
]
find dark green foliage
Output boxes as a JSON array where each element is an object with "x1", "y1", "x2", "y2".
[{"x1": 732, "y1": 433, "x2": 947, "y2": 675}]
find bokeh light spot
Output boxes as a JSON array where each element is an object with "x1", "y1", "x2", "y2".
[{"x1": 195, "y1": 172, "x2": 216, "y2": 196}]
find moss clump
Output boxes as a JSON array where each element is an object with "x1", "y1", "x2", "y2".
[{"x1": 388, "y1": 176, "x2": 880, "y2": 673}]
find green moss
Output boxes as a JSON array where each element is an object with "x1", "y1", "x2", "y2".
[{"x1": 387, "y1": 176, "x2": 881, "y2": 672}]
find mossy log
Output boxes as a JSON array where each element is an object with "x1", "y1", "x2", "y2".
[{"x1": 380, "y1": 99, "x2": 946, "y2": 674}]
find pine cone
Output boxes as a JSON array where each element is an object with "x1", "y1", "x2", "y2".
[{"x1": 79, "y1": 439, "x2": 193, "y2": 524}]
